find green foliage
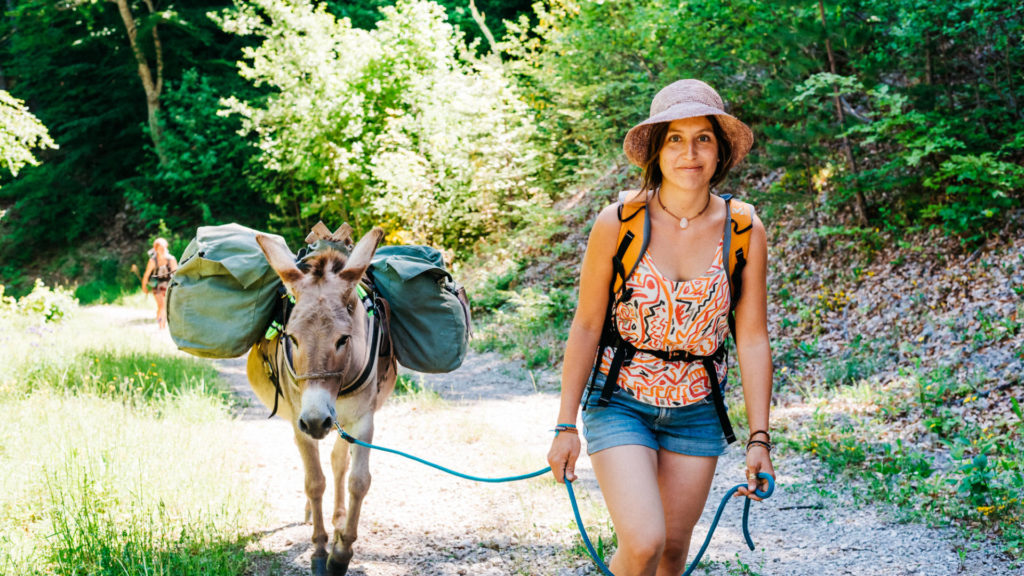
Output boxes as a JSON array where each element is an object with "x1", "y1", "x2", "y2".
[
  {"x1": 0, "y1": 90, "x2": 57, "y2": 182},
  {"x1": 73, "y1": 256, "x2": 132, "y2": 306},
  {"x1": 0, "y1": 279, "x2": 77, "y2": 323},
  {"x1": 473, "y1": 285, "x2": 575, "y2": 368},
  {"x1": 393, "y1": 372, "x2": 442, "y2": 403},
  {"x1": 44, "y1": 472, "x2": 251, "y2": 576},
  {"x1": 922, "y1": 151, "x2": 1024, "y2": 243},
  {"x1": 324, "y1": 0, "x2": 533, "y2": 50},
  {"x1": 504, "y1": 0, "x2": 1024, "y2": 240},
  {"x1": 216, "y1": 0, "x2": 544, "y2": 252},
  {"x1": 125, "y1": 70, "x2": 273, "y2": 232},
  {"x1": 820, "y1": 336, "x2": 879, "y2": 387},
  {"x1": 784, "y1": 363, "x2": 1024, "y2": 556},
  {"x1": 0, "y1": 0, "x2": 145, "y2": 265}
]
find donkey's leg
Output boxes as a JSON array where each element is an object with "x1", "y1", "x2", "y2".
[
  {"x1": 326, "y1": 415, "x2": 374, "y2": 576},
  {"x1": 294, "y1": 427, "x2": 329, "y2": 576}
]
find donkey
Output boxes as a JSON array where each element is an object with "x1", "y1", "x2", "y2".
[{"x1": 245, "y1": 226, "x2": 397, "y2": 576}]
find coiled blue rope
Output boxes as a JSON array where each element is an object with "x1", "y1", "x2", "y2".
[
  {"x1": 334, "y1": 424, "x2": 773, "y2": 575},
  {"x1": 565, "y1": 471, "x2": 774, "y2": 576}
]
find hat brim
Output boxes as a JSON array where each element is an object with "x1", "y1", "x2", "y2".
[{"x1": 623, "y1": 102, "x2": 753, "y2": 169}]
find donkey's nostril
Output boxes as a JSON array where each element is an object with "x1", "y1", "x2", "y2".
[
  {"x1": 298, "y1": 419, "x2": 310, "y2": 434},
  {"x1": 321, "y1": 416, "x2": 333, "y2": 431}
]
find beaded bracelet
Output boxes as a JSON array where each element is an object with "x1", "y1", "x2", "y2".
[
  {"x1": 749, "y1": 429, "x2": 771, "y2": 441},
  {"x1": 553, "y1": 423, "x2": 578, "y2": 437},
  {"x1": 746, "y1": 439, "x2": 772, "y2": 453}
]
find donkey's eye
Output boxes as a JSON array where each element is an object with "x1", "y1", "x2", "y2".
[{"x1": 335, "y1": 335, "x2": 350, "y2": 349}]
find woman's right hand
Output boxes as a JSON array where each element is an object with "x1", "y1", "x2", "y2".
[{"x1": 547, "y1": 431, "x2": 581, "y2": 484}]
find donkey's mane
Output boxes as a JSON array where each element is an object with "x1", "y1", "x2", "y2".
[{"x1": 299, "y1": 249, "x2": 349, "y2": 282}]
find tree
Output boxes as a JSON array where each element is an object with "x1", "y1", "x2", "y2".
[
  {"x1": 109, "y1": 0, "x2": 167, "y2": 165},
  {"x1": 0, "y1": 90, "x2": 56, "y2": 185},
  {"x1": 216, "y1": 0, "x2": 543, "y2": 251}
]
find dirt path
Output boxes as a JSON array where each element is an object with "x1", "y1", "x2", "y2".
[{"x1": 125, "y1": 306, "x2": 1018, "y2": 575}]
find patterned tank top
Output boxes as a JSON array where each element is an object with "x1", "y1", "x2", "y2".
[{"x1": 598, "y1": 240, "x2": 731, "y2": 407}]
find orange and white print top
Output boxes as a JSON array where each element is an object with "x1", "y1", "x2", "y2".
[{"x1": 598, "y1": 241, "x2": 731, "y2": 407}]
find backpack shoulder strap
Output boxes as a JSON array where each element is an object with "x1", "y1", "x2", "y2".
[
  {"x1": 721, "y1": 194, "x2": 755, "y2": 339},
  {"x1": 726, "y1": 197, "x2": 754, "y2": 284},
  {"x1": 612, "y1": 189, "x2": 651, "y2": 297}
]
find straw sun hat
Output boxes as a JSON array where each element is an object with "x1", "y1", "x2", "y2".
[{"x1": 623, "y1": 79, "x2": 753, "y2": 169}]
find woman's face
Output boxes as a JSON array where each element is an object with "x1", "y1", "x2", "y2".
[
  {"x1": 657, "y1": 117, "x2": 718, "y2": 193},
  {"x1": 153, "y1": 241, "x2": 167, "y2": 255}
]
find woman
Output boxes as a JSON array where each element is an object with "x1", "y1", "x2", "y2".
[
  {"x1": 141, "y1": 237, "x2": 177, "y2": 329},
  {"x1": 547, "y1": 79, "x2": 775, "y2": 576}
]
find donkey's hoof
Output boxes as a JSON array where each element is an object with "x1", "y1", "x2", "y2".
[
  {"x1": 311, "y1": 556, "x2": 328, "y2": 576},
  {"x1": 326, "y1": 555, "x2": 351, "y2": 576}
]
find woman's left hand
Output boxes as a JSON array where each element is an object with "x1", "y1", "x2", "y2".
[{"x1": 736, "y1": 444, "x2": 775, "y2": 501}]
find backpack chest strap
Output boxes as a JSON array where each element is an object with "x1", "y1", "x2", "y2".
[{"x1": 594, "y1": 340, "x2": 736, "y2": 444}]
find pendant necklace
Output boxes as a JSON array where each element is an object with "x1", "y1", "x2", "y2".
[{"x1": 656, "y1": 189, "x2": 711, "y2": 229}]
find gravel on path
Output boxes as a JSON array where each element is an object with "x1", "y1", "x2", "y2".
[{"x1": 215, "y1": 348, "x2": 1019, "y2": 576}]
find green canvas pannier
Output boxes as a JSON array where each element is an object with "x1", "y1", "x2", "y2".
[
  {"x1": 167, "y1": 224, "x2": 285, "y2": 358},
  {"x1": 369, "y1": 245, "x2": 471, "y2": 373}
]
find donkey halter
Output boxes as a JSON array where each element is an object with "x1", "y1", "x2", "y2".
[{"x1": 284, "y1": 283, "x2": 381, "y2": 394}]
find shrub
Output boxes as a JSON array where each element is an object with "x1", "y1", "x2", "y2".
[{"x1": 6, "y1": 279, "x2": 78, "y2": 323}]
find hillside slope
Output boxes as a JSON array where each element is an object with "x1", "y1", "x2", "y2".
[{"x1": 475, "y1": 164, "x2": 1024, "y2": 555}]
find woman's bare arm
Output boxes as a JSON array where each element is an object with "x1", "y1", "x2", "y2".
[{"x1": 733, "y1": 213, "x2": 775, "y2": 497}]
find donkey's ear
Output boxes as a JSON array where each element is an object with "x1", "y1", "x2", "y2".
[
  {"x1": 339, "y1": 227, "x2": 384, "y2": 285},
  {"x1": 256, "y1": 234, "x2": 303, "y2": 286}
]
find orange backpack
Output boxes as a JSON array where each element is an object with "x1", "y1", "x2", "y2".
[{"x1": 589, "y1": 190, "x2": 755, "y2": 444}]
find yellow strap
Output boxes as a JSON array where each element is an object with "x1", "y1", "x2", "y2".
[
  {"x1": 726, "y1": 199, "x2": 755, "y2": 282},
  {"x1": 613, "y1": 192, "x2": 754, "y2": 298},
  {"x1": 613, "y1": 190, "x2": 649, "y2": 295}
]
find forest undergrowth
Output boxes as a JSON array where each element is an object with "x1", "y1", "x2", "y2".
[{"x1": 469, "y1": 166, "x2": 1024, "y2": 559}]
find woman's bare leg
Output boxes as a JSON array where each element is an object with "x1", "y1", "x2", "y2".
[
  {"x1": 155, "y1": 291, "x2": 167, "y2": 329},
  {"x1": 655, "y1": 451, "x2": 718, "y2": 576},
  {"x1": 590, "y1": 444, "x2": 664, "y2": 576}
]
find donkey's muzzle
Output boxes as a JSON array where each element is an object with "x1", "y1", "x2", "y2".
[
  {"x1": 299, "y1": 414, "x2": 335, "y2": 439},
  {"x1": 299, "y1": 388, "x2": 337, "y2": 439}
]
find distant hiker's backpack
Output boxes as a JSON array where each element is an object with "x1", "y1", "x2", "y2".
[
  {"x1": 590, "y1": 190, "x2": 755, "y2": 444},
  {"x1": 167, "y1": 224, "x2": 285, "y2": 358},
  {"x1": 368, "y1": 245, "x2": 471, "y2": 373}
]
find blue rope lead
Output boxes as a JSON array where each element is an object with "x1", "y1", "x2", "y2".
[
  {"x1": 334, "y1": 424, "x2": 773, "y2": 576},
  {"x1": 334, "y1": 423, "x2": 551, "y2": 483},
  {"x1": 565, "y1": 472, "x2": 775, "y2": 576}
]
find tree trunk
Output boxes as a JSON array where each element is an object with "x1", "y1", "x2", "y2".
[
  {"x1": 468, "y1": 0, "x2": 497, "y2": 54},
  {"x1": 1, "y1": 0, "x2": 16, "y2": 91},
  {"x1": 112, "y1": 0, "x2": 167, "y2": 165},
  {"x1": 818, "y1": 0, "x2": 867, "y2": 226},
  {"x1": 924, "y1": 38, "x2": 933, "y2": 86}
]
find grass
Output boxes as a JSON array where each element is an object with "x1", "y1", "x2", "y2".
[
  {"x1": 778, "y1": 364, "x2": 1024, "y2": 558},
  {"x1": 567, "y1": 501, "x2": 616, "y2": 567},
  {"x1": 0, "y1": 302, "x2": 267, "y2": 575},
  {"x1": 393, "y1": 372, "x2": 444, "y2": 405}
]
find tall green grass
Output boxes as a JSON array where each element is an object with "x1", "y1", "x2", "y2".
[{"x1": 0, "y1": 306, "x2": 266, "y2": 575}]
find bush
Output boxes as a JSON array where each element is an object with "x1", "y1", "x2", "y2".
[
  {"x1": 216, "y1": 0, "x2": 544, "y2": 254},
  {"x1": 5, "y1": 279, "x2": 77, "y2": 323}
]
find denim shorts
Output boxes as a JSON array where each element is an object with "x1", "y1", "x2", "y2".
[{"x1": 581, "y1": 373, "x2": 728, "y2": 457}]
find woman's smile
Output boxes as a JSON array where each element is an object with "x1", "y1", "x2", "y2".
[{"x1": 658, "y1": 117, "x2": 719, "y2": 193}]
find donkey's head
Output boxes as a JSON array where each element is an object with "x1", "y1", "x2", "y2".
[{"x1": 257, "y1": 227, "x2": 384, "y2": 439}]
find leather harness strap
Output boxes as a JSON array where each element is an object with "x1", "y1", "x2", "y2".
[{"x1": 262, "y1": 282, "x2": 385, "y2": 416}]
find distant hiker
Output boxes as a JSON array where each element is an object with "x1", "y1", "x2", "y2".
[
  {"x1": 142, "y1": 237, "x2": 177, "y2": 329},
  {"x1": 547, "y1": 79, "x2": 776, "y2": 575}
]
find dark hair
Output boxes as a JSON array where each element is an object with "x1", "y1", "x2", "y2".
[{"x1": 639, "y1": 116, "x2": 734, "y2": 193}]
